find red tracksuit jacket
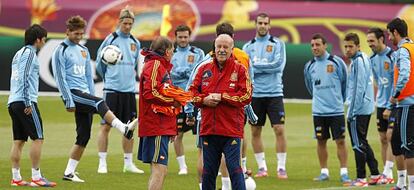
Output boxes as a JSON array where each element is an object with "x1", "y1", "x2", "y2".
[
  {"x1": 189, "y1": 55, "x2": 252, "y2": 138},
  {"x1": 138, "y1": 50, "x2": 177, "y2": 137}
]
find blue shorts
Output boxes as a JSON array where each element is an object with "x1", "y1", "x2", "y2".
[{"x1": 138, "y1": 136, "x2": 170, "y2": 166}]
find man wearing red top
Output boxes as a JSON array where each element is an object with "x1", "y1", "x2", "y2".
[
  {"x1": 138, "y1": 36, "x2": 180, "y2": 190},
  {"x1": 189, "y1": 34, "x2": 252, "y2": 190}
]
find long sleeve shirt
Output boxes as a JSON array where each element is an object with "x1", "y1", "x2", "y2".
[
  {"x1": 171, "y1": 45, "x2": 205, "y2": 90},
  {"x1": 393, "y1": 38, "x2": 414, "y2": 107},
  {"x1": 370, "y1": 46, "x2": 394, "y2": 109},
  {"x1": 346, "y1": 51, "x2": 375, "y2": 119},
  {"x1": 243, "y1": 34, "x2": 286, "y2": 97},
  {"x1": 8, "y1": 45, "x2": 40, "y2": 106},
  {"x1": 51, "y1": 38, "x2": 94, "y2": 109},
  {"x1": 96, "y1": 30, "x2": 140, "y2": 93},
  {"x1": 304, "y1": 52, "x2": 347, "y2": 116}
]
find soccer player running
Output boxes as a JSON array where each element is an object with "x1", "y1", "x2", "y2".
[
  {"x1": 343, "y1": 33, "x2": 380, "y2": 187},
  {"x1": 243, "y1": 12, "x2": 288, "y2": 178},
  {"x1": 387, "y1": 18, "x2": 414, "y2": 190},
  {"x1": 171, "y1": 25, "x2": 205, "y2": 175},
  {"x1": 95, "y1": 8, "x2": 144, "y2": 174},
  {"x1": 52, "y1": 15, "x2": 137, "y2": 183},
  {"x1": 8, "y1": 24, "x2": 56, "y2": 187},
  {"x1": 366, "y1": 27, "x2": 396, "y2": 184},
  {"x1": 304, "y1": 33, "x2": 351, "y2": 183},
  {"x1": 189, "y1": 34, "x2": 252, "y2": 190},
  {"x1": 138, "y1": 36, "x2": 179, "y2": 190}
]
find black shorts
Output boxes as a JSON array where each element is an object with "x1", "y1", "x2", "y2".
[
  {"x1": 376, "y1": 108, "x2": 392, "y2": 132},
  {"x1": 313, "y1": 115, "x2": 346, "y2": 140},
  {"x1": 8, "y1": 102, "x2": 43, "y2": 141},
  {"x1": 388, "y1": 108, "x2": 398, "y2": 129},
  {"x1": 138, "y1": 136, "x2": 170, "y2": 166},
  {"x1": 391, "y1": 106, "x2": 414, "y2": 158},
  {"x1": 177, "y1": 107, "x2": 198, "y2": 134},
  {"x1": 101, "y1": 92, "x2": 137, "y2": 124},
  {"x1": 251, "y1": 96, "x2": 285, "y2": 126}
]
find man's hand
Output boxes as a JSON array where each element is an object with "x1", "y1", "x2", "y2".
[
  {"x1": 203, "y1": 94, "x2": 220, "y2": 107},
  {"x1": 24, "y1": 107, "x2": 32, "y2": 115},
  {"x1": 186, "y1": 116, "x2": 195, "y2": 126},
  {"x1": 66, "y1": 107, "x2": 76, "y2": 112},
  {"x1": 383, "y1": 109, "x2": 391, "y2": 120},
  {"x1": 390, "y1": 97, "x2": 398, "y2": 105}
]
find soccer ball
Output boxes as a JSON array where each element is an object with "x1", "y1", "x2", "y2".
[
  {"x1": 245, "y1": 177, "x2": 256, "y2": 190},
  {"x1": 101, "y1": 45, "x2": 122, "y2": 65}
]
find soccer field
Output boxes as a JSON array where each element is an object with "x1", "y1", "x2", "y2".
[{"x1": 0, "y1": 96, "x2": 392, "y2": 189}]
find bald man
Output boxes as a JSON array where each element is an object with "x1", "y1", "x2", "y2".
[{"x1": 189, "y1": 34, "x2": 252, "y2": 190}]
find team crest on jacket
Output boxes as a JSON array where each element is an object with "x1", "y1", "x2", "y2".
[
  {"x1": 384, "y1": 62, "x2": 390, "y2": 70},
  {"x1": 81, "y1": 50, "x2": 87, "y2": 58},
  {"x1": 187, "y1": 55, "x2": 195, "y2": 63},
  {"x1": 230, "y1": 71, "x2": 238, "y2": 81},
  {"x1": 266, "y1": 45, "x2": 273, "y2": 52},
  {"x1": 131, "y1": 43, "x2": 136, "y2": 51},
  {"x1": 326, "y1": 64, "x2": 334, "y2": 73}
]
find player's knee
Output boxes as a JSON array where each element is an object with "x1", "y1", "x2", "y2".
[
  {"x1": 76, "y1": 134, "x2": 91, "y2": 147},
  {"x1": 97, "y1": 101, "x2": 110, "y2": 118},
  {"x1": 380, "y1": 136, "x2": 388, "y2": 145},
  {"x1": 100, "y1": 124, "x2": 111, "y2": 133},
  {"x1": 273, "y1": 125, "x2": 285, "y2": 136}
]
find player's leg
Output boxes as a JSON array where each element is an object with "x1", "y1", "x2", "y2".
[
  {"x1": 63, "y1": 110, "x2": 92, "y2": 183},
  {"x1": 377, "y1": 108, "x2": 395, "y2": 183},
  {"x1": 202, "y1": 135, "x2": 223, "y2": 190},
  {"x1": 401, "y1": 106, "x2": 414, "y2": 190},
  {"x1": 358, "y1": 115, "x2": 380, "y2": 185},
  {"x1": 119, "y1": 93, "x2": 142, "y2": 174},
  {"x1": 174, "y1": 111, "x2": 188, "y2": 175},
  {"x1": 138, "y1": 136, "x2": 170, "y2": 190},
  {"x1": 9, "y1": 103, "x2": 28, "y2": 186},
  {"x1": 70, "y1": 90, "x2": 137, "y2": 139},
  {"x1": 250, "y1": 97, "x2": 268, "y2": 177},
  {"x1": 223, "y1": 137, "x2": 246, "y2": 190},
  {"x1": 330, "y1": 115, "x2": 350, "y2": 183},
  {"x1": 268, "y1": 97, "x2": 287, "y2": 179},
  {"x1": 97, "y1": 123, "x2": 111, "y2": 173},
  {"x1": 346, "y1": 116, "x2": 368, "y2": 186},
  {"x1": 391, "y1": 107, "x2": 407, "y2": 189},
  {"x1": 313, "y1": 116, "x2": 329, "y2": 181},
  {"x1": 220, "y1": 155, "x2": 231, "y2": 190}
]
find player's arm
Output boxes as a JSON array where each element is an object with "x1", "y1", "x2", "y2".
[
  {"x1": 96, "y1": 35, "x2": 112, "y2": 79},
  {"x1": 393, "y1": 48, "x2": 411, "y2": 99},
  {"x1": 336, "y1": 57, "x2": 348, "y2": 102},
  {"x1": 221, "y1": 66, "x2": 252, "y2": 107},
  {"x1": 51, "y1": 46, "x2": 75, "y2": 109},
  {"x1": 349, "y1": 58, "x2": 366, "y2": 119},
  {"x1": 85, "y1": 51, "x2": 95, "y2": 95},
  {"x1": 255, "y1": 40, "x2": 286, "y2": 74},
  {"x1": 20, "y1": 49, "x2": 35, "y2": 107},
  {"x1": 303, "y1": 61, "x2": 313, "y2": 96},
  {"x1": 141, "y1": 61, "x2": 175, "y2": 106},
  {"x1": 188, "y1": 65, "x2": 209, "y2": 108}
]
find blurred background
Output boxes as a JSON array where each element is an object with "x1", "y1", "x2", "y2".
[{"x1": 0, "y1": 0, "x2": 413, "y2": 99}]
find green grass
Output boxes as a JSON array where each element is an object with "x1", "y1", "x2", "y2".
[{"x1": 0, "y1": 96, "x2": 392, "y2": 189}]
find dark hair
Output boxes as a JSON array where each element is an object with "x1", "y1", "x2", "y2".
[
  {"x1": 216, "y1": 22, "x2": 234, "y2": 37},
  {"x1": 24, "y1": 24, "x2": 47, "y2": 45},
  {"x1": 175, "y1": 25, "x2": 191, "y2": 36},
  {"x1": 367, "y1": 27, "x2": 385, "y2": 43},
  {"x1": 344, "y1": 33, "x2": 360, "y2": 45},
  {"x1": 311, "y1": 33, "x2": 327, "y2": 44},
  {"x1": 387, "y1": 17, "x2": 408, "y2": 38},
  {"x1": 66, "y1": 15, "x2": 87, "y2": 31},
  {"x1": 150, "y1": 36, "x2": 173, "y2": 56},
  {"x1": 255, "y1": 12, "x2": 270, "y2": 24}
]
